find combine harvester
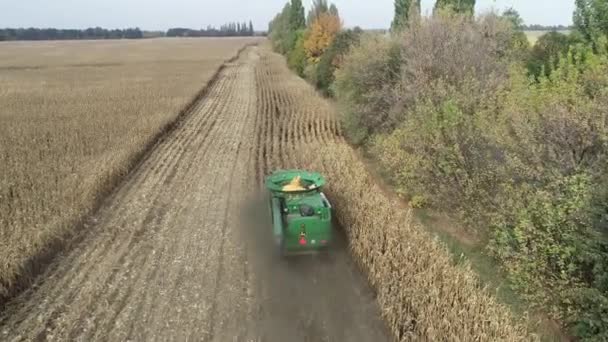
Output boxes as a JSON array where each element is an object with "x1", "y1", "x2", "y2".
[{"x1": 265, "y1": 170, "x2": 333, "y2": 256}]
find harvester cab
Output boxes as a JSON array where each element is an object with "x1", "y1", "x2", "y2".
[{"x1": 265, "y1": 170, "x2": 333, "y2": 256}]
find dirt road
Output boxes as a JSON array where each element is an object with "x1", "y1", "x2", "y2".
[{"x1": 0, "y1": 46, "x2": 388, "y2": 341}]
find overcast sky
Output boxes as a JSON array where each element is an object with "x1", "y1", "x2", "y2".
[{"x1": 1, "y1": 0, "x2": 575, "y2": 31}]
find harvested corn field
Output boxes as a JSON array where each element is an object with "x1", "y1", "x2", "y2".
[
  {"x1": 0, "y1": 37, "x2": 259, "y2": 299},
  {"x1": 1, "y1": 42, "x2": 533, "y2": 341}
]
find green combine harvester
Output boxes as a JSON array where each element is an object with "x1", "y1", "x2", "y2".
[{"x1": 265, "y1": 170, "x2": 333, "y2": 256}]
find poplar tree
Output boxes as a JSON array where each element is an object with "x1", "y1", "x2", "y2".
[
  {"x1": 290, "y1": 0, "x2": 306, "y2": 31},
  {"x1": 434, "y1": 0, "x2": 475, "y2": 16},
  {"x1": 574, "y1": 0, "x2": 608, "y2": 50},
  {"x1": 391, "y1": 0, "x2": 421, "y2": 32}
]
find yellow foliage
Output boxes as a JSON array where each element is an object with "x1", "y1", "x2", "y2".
[{"x1": 303, "y1": 13, "x2": 342, "y2": 64}]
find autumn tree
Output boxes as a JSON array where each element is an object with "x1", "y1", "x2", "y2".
[
  {"x1": 315, "y1": 27, "x2": 363, "y2": 96},
  {"x1": 307, "y1": 0, "x2": 329, "y2": 26},
  {"x1": 303, "y1": 12, "x2": 342, "y2": 63}
]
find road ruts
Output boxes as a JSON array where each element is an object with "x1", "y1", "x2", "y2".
[
  {"x1": 247, "y1": 45, "x2": 388, "y2": 342},
  {"x1": 0, "y1": 45, "x2": 388, "y2": 342}
]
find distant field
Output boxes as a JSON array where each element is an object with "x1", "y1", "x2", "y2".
[
  {"x1": 0, "y1": 37, "x2": 259, "y2": 297},
  {"x1": 525, "y1": 30, "x2": 571, "y2": 45}
]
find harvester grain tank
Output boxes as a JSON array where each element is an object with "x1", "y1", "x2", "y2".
[{"x1": 265, "y1": 170, "x2": 333, "y2": 256}]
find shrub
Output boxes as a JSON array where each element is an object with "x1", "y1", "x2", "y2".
[
  {"x1": 303, "y1": 63, "x2": 318, "y2": 86},
  {"x1": 370, "y1": 13, "x2": 517, "y2": 224},
  {"x1": 498, "y1": 48, "x2": 608, "y2": 184},
  {"x1": 499, "y1": 8, "x2": 530, "y2": 61},
  {"x1": 409, "y1": 195, "x2": 427, "y2": 208},
  {"x1": 337, "y1": 11, "x2": 608, "y2": 338},
  {"x1": 334, "y1": 34, "x2": 402, "y2": 144},
  {"x1": 565, "y1": 287, "x2": 608, "y2": 340},
  {"x1": 527, "y1": 31, "x2": 574, "y2": 77},
  {"x1": 488, "y1": 49, "x2": 608, "y2": 338},
  {"x1": 373, "y1": 82, "x2": 503, "y2": 225},
  {"x1": 489, "y1": 174, "x2": 608, "y2": 337},
  {"x1": 392, "y1": 13, "x2": 515, "y2": 119}
]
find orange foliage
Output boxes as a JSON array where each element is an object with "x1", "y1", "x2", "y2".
[{"x1": 303, "y1": 13, "x2": 342, "y2": 64}]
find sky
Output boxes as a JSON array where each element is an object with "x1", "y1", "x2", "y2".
[{"x1": 1, "y1": 0, "x2": 576, "y2": 31}]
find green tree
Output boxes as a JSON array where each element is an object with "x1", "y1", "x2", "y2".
[
  {"x1": 269, "y1": 3, "x2": 292, "y2": 53},
  {"x1": 290, "y1": 0, "x2": 306, "y2": 31},
  {"x1": 391, "y1": 0, "x2": 421, "y2": 32},
  {"x1": 329, "y1": 3, "x2": 339, "y2": 17},
  {"x1": 574, "y1": 0, "x2": 608, "y2": 51},
  {"x1": 315, "y1": 28, "x2": 363, "y2": 96},
  {"x1": 334, "y1": 34, "x2": 402, "y2": 144},
  {"x1": 527, "y1": 31, "x2": 572, "y2": 77},
  {"x1": 502, "y1": 7, "x2": 524, "y2": 30},
  {"x1": 434, "y1": 0, "x2": 475, "y2": 16},
  {"x1": 501, "y1": 8, "x2": 530, "y2": 60},
  {"x1": 288, "y1": 30, "x2": 308, "y2": 77}
]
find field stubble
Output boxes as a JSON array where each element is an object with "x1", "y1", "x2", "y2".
[{"x1": 0, "y1": 37, "x2": 260, "y2": 300}]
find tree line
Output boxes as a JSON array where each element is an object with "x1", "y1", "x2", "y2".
[
  {"x1": 0, "y1": 27, "x2": 145, "y2": 41},
  {"x1": 523, "y1": 24, "x2": 572, "y2": 31},
  {"x1": 270, "y1": 0, "x2": 608, "y2": 340},
  {"x1": 166, "y1": 21, "x2": 255, "y2": 37},
  {"x1": 0, "y1": 21, "x2": 258, "y2": 41}
]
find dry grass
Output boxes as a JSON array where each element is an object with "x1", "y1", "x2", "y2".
[{"x1": 0, "y1": 37, "x2": 259, "y2": 298}]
